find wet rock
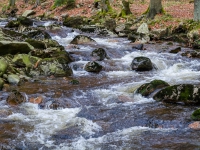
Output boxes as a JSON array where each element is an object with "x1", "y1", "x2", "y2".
[
  {"x1": 0, "y1": 58, "x2": 8, "y2": 76},
  {"x1": 132, "y1": 43, "x2": 144, "y2": 50},
  {"x1": 17, "y1": 16, "x2": 33, "y2": 26},
  {"x1": 84, "y1": 61, "x2": 103, "y2": 73},
  {"x1": 63, "y1": 16, "x2": 84, "y2": 28},
  {"x1": 27, "y1": 30, "x2": 51, "y2": 40},
  {"x1": 6, "y1": 90, "x2": 27, "y2": 106},
  {"x1": 136, "y1": 80, "x2": 169, "y2": 97},
  {"x1": 12, "y1": 54, "x2": 40, "y2": 68},
  {"x1": 188, "y1": 121, "x2": 200, "y2": 129},
  {"x1": 37, "y1": 58, "x2": 73, "y2": 76},
  {"x1": 29, "y1": 96, "x2": 43, "y2": 104},
  {"x1": 191, "y1": 108, "x2": 200, "y2": 121},
  {"x1": 169, "y1": 47, "x2": 181, "y2": 53},
  {"x1": 153, "y1": 84, "x2": 200, "y2": 104},
  {"x1": 0, "y1": 41, "x2": 34, "y2": 55},
  {"x1": 7, "y1": 74, "x2": 20, "y2": 84},
  {"x1": 22, "y1": 10, "x2": 36, "y2": 17},
  {"x1": 91, "y1": 48, "x2": 107, "y2": 61},
  {"x1": 5, "y1": 20, "x2": 20, "y2": 28},
  {"x1": 131, "y1": 56, "x2": 154, "y2": 71},
  {"x1": 70, "y1": 35, "x2": 96, "y2": 44}
]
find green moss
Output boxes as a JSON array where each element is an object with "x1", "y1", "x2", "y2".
[{"x1": 191, "y1": 108, "x2": 200, "y2": 120}]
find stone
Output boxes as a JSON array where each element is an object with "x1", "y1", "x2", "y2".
[
  {"x1": 137, "y1": 23, "x2": 149, "y2": 35},
  {"x1": 63, "y1": 16, "x2": 84, "y2": 28},
  {"x1": 0, "y1": 41, "x2": 34, "y2": 55},
  {"x1": 70, "y1": 35, "x2": 96, "y2": 44},
  {"x1": 0, "y1": 58, "x2": 8, "y2": 76},
  {"x1": 169, "y1": 47, "x2": 181, "y2": 53},
  {"x1": 5, "y1": 20, "x2": 20, "y2": 28},
  {"x1": 132, "y1": 43, "x2": 144, "y2": 50},
  {"x1": 0, "y1": 78, "x2": 4, "y2": 90},
  {"x1": 91, "y1": 48, "x2": 107, "y2": 61},
  {"x1": 38, "y1": 58, "x2": 73, "y2": 76},
  {"x1": 131, "y1": 56, "x2": 154, "y2": 71},
  {"x1": 22, "y1": 10, "x2": 36, "y2": 17},
  {"x1": 12, "y1": 54, "x2": 40, "y2": 68},
  {"x1": 191, "y1": 108, "x2": 200, "y2": 121},
  {"x1": 84, "y1": 61, "x2": 103, "y2": 72},
  {"x1": 7, "y1": 74, "x2": 20, "y2": 84},
  {"x1": 17, "y1": 16, "x2": 33, "y2": 26},
  {"x1": 6, "y1": 90, "x2": 27, "y2": 106},
  {"x1": 136, "y1": 80, "x2": 169, "y2": 97},
  {"x1": 153, "y1": 84, "x2": 200, "y2": 104}
]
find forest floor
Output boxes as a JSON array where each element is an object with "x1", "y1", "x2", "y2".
[{"x1": 0, "y1": 0, "x2": 194, "y2": 29}]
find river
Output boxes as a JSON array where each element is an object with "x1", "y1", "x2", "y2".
[{"x1": 0, "y1": 21, "x2": 200, "y2": 150}]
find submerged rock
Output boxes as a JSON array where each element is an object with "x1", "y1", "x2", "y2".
[
  {"x1": 70, "y1": 35, "x2": 96, "y2": 44},
  {"x1": 91, "y1": 48, "x2": 107, "y2": 61},
  {"x1": 136, "y1": 80, "x2": 169, "y2": 97},
  {"x1": 169, "y1": 47, "x2": 181, "y2": 53},
  {"x1": 6, "y1": 90, "x2": 27, "y2": 106},
  {"x1": 84, "y1": 61, "x2": 103, "y2": 72},
  {"x1": 153, "y1": 84, "x2": 200, "y2": 104},
  {"x1": 131, "y1": 56, "x2": 154, "y2": 71}
]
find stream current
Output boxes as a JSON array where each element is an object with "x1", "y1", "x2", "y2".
[{"x1": 1, "y1": 21, "x2": 200, "y2": 149}]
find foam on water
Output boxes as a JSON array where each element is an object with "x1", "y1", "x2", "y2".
[
  {"x1": 55, "y1": 126, "x2": 176, "y2": 150},
  {"x1": 6, "y1": 103, "x2": 101, "y2": 146}
]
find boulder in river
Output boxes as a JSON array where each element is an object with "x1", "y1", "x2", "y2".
[
  {"x1": 17, "y1": 16, "x2": 33, "y2": 26},
  {"x1": 84, "y1": 61, "x2": 103, "y2": 73},
  {"x1": 136, "y1": 80, "x2": 169, "y2": 97},
  {"x1": 70, "y1": 35, "x2": 96, "y2": 44},
  {"x1": 37, "y1": 58, "x2": 73, "y2": 77},
  {"x1": 6, "y1": 90, "x2": 27, "y2": 106},
  {"x1": 153, "y1": 84, "x2": 200, "y2": 104},
  {"x1": 7, "y1": 74, "x2": 20, "y2": 85},
  {"x1": 22, "y1": 10, "x2": 36, "y2": 17},
  {"x1": 91, "y1": 48, "x2": 107, "y2": 61},
  {"x1": 131, "y1": 56, "x2": 154, "y2": 71}
]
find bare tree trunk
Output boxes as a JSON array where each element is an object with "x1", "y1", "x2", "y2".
[
  {"x1": 147, "y1": 0, "x2": 163, "y2": 19},
  {"x1": 9, "y1": 0, "x2": 15, "y2": 6},
  {"x1": 194, "y1": 0, "x2": 200, "y2": 21}
]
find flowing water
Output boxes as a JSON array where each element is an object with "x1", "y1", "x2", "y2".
[{"x1": 1, "y1": 22, "x2": 200, "y2": 150}]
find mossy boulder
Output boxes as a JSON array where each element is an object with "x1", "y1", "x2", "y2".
[
  {"x1": 63, "y1": 16, "x2": 84, "y2": 28},
  {"x1": 0, "y1": 41, "x2": 34, "y2": 55},
  {"x1": 131, "y1": 56, "x2": 154, "y2": 71},
  {"x1": 191, "y1": 108, "x2": 200, "y2": 121},
  {"x1": 6, "y1": 90, "x2": 27, "y2": 106},
  {"x1": 0, "y1": 58, "x2": 8, "y2": 76},
  {"x1": 91, "y1": 48, "x2": 107, "y2": 61},
  {"x1": 12, "y1": 54, "x2": 40, "y2": 68},
  {"x1": 70, "y1": 35, "x2": 96, "y2": 44},
  {"x1": 17, "y1": 16, "x2": 33, "y2": 26},
  {"x1": 5, "y1": 20, "x2": 20, "y2": 28},
  {"x1": 27, "y1": 30, "x2": 51, "y2": 40},
  {"x1": 136, "y1": 80, "x2": 169, "y2": 97},
  {"x1": 22, "y1": 10, "x2": 36, "y2": 17},
  {"x1": 25, "y1": 39, "x2": 46, "y2": 49},
  {"x1": 37, "y1": 58, "x2": 73, "y2": 76},
  {"x1": 153, "y1": 84, "x2": 200, "y2": 104},
  {"x1": 84, "y1": 61, "x2": 103, "y2": 72}
]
